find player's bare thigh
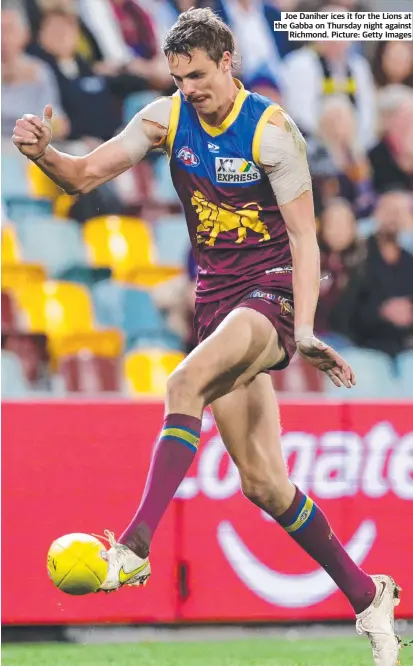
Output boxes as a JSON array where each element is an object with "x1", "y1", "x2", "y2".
[
  {"x1": 212, "y1": 372, "x2": 295, "y2": 515},
  {"x1": 165, "y1": 307, "x2": 285, "y2": 417}
]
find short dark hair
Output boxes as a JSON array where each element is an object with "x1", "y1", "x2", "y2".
[{"x1": 163, "y1": 7, "x2": 235, "y2": 66}]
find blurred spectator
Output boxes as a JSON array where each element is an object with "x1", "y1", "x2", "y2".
[
  {"x1": 372, "y1": 42, "x2": 413, "y2": 89},
  {"x1": 366, "y1": 189, "x2": 413, "y2": 254},
  {"x1": 213, "y1": 0, "x2": 291, "y2": 89},
  {"x1": 369, "y1": 84, "x2": 413, "y2": 194},
  {"x1": 23, "y1": 0, "x2": 105, "y2": 65},
  {"x1": 335, "y1": 192, "x2": 413, "y2": 358},
  {"x1": 315, "y1": 199, "x2": 365, "y2": 340},
  {"x1": 29, "y1": 9, "x2": 120, "y2": 142},
  {"x1": 1, "y1": 6, "x2": 68, "y2": 139},
  {"x1": 307, "y1": 95, "x2": 375, "y2": 218},
  {"x1": 248, "y1": 72, "x2": 282, "y2": 104},
  {"x1": 79, "y1": 0, "x2": 171, "y2": 92},
  {"x1": 283, "y1": 6, "x2": 377, "y2": 150}
]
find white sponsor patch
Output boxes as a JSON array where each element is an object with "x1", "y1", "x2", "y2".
[{"x1": 215, "y1": 157, "x2": 261, "y2": 183}]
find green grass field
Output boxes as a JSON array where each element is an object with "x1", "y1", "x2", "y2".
[{"x1": 2, "y1": 638, "x2": 413, "y2": 666}]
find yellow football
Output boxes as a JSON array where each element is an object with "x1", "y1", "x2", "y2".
[{"x1": 47, "y1": 533, "x2": 108, "y2": 595}]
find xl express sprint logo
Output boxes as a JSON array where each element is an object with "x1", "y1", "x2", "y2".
[{"x1": 216, "y1": 158, "x2": 261, "y2": 183}]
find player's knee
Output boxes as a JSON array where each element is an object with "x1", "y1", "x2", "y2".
[{"x1": 166, "y1": 364, "x2": 200, "y2": 405}]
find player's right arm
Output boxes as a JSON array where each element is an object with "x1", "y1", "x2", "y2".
[{"x1": 12, "y1": 99, "x2": 172, "y2": 195}]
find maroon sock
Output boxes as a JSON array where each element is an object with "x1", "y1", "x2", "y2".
[
  {"x1": 276, "y1": 486, "x2": 376, "y2": 614},
  {"x1": 119, "y1": 413, "x2": 201, "y2": 558}
]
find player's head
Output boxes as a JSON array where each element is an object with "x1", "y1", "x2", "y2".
[
  {"x1": 163, "y1": 8, "x2": 236, "y2": 114},
  {"x1": 1, "y1": 8, "x2": 30, "y2": 61}
]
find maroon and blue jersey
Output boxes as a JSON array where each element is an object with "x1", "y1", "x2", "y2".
[{"x1": 166, "y1": 80, "x2": 293, "y2": 303}]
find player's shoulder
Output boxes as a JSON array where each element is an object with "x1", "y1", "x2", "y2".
[{"x1": 141, "y1": 96, "x2": 173, "y2": 123}]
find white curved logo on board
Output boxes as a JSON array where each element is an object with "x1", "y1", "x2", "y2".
[{"x1": 217, "y1": 519, "x2": 377, "y2": 607}]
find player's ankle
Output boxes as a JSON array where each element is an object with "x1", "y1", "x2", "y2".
[{"x1": 119, "y1": 525, "x2": 151, "y2": 559}]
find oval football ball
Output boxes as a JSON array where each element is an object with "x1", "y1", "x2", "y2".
[{"x1": 47, "y1": 533, "x2": 108, "y2": 595}]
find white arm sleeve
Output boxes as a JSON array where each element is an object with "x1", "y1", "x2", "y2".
[
  {"x1": 259, "y1": 112, "x2": 312, "y2": 206},
  {"x1": 117, "y1": 97, "x2": 172, "y2": 164}
]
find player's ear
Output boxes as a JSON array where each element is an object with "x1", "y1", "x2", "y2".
[{"x1": 221, "y1": 51, "x2": 231, "y2": 72}]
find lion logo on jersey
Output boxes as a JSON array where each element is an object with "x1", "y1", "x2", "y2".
[{"x1": 191, "y1": 190, "x2": 271, "y2": 247}]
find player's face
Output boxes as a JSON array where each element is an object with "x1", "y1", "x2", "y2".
[{"x1": 168, "y1": 49, "x2": 232, "y2": 116}]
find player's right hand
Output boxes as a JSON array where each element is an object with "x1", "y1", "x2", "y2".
[
  {"x1": 296, "y1": 336, "x2": 356, "y2": 388},
  {"x1": 12, "y1": 104, "x2": 53, "y2": 160}
]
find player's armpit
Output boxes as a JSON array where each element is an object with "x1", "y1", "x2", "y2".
[{"x1": 259, "y1": 110, "x2": 312, "y2": 206}]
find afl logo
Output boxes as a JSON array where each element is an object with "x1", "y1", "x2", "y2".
[{"x1": 177, "y1": 146, "x2": 200, "y2": 167}]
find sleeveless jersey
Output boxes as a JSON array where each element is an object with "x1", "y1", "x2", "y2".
[{"x1": 167, "y1": 79, "x2": 293, "y2": 303}]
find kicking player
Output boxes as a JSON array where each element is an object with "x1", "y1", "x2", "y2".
[{"x1": 12, "y1": 8, "x2": 400, "y2": 665}]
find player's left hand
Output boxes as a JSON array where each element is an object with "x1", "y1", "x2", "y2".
[{"x1": 296, "y1": 336, "x2": 356, "y2": 388}]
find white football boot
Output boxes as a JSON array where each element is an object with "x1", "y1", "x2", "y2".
[
  {"x1": 94, "y1": 530, "x2": 151, "y2": 592},
  {"x1": 356, "y1": 575, "x2": 402, "y2": 666}
]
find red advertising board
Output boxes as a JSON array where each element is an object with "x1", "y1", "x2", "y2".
[{"x1": 2, "y1": 401, "x2": 413, "y2": 624}]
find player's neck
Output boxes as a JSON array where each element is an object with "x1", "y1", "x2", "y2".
[{"x1": 197, "y1": 80, "x2": 240, "y2": 128}]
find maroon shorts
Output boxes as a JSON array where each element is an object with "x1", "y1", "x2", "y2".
[{"x1": 194, "y1": 287, "x2": 296, "y2": 371}]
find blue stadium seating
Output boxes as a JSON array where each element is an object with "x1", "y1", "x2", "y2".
[
  {"x1": 92, "y1": 280, "x2": 166, "y2": 342},
  {"x1": 154, "y1": 215, "x2": 188, "y2": 265},
  {"x1": 123, "y1": 91, "x2": 159, "y2": 124},
  {"x1": 153, "y1": 156, "x2": 179, "y2": 203},
  {"x1": 397, "y1": 350, "x2": 413, "y2": 398},
  {"x1": 5, "y1": 196, "x2": 53, "y2": 223},
  {"x1": 15, "y1": 216, "x2": 87, "y2": 277},
  {"x1": 1, "y1": 350, "x2": 31, "y2": 397},
  {"x1": 1, "y1": 150, "x2": 30, "y2": 198},
  {"x1": 323, "y1": 347, "x2": 401, "y2": 399}
]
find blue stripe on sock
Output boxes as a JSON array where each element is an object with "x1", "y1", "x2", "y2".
[
  {"x1": 291, "y1": 494, "x2": 307, "y2": 524},
  {"x1": 161, "y1": 435, "x2": 198, "y2": 452}
]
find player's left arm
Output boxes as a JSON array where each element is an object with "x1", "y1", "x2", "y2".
[{"x1": 259, "y1": 111, "x2": 356, "y2": 388}]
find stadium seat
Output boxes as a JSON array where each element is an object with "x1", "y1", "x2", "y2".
[
  {"x1": 58, "y1": 265, "x2": 112, "y2": 288},
  {"x1": 128, "y1": 265, "x2": 182, "y2": 287},
  {"x1": 1, "y1": 264, "x2": 47, "y2": 292},
  {"x1": 13, "y1": 281, "x2": 96, "y2": 334},
  {"x1": 3, "y1": 333, "x2": 50, "y2": 388},
  {"x1": 92, "y1": 280, "x2": 165, "y2": 340},
  {"x1": 57, "y1": 352, "x2": 121, "y2": 393},
  {"x1": 124, "y1": 348, "x2": 185, "y2": 397},
  {"x1": 1, "y1": 291, "x2": 17, "y2": 332},
  {"x1": 26, "y1": 162, "x2": 76, "y2": 219},
  {"x1": 155, "y1": 215, "x2": 188, "y2": 266},
  {"x1": 12, "y1": 281, "x2": 123, "y2": 360},
  {"x1": 153, "y1": 156, "x2": 179, "y2": 203},
  {"x1": 5, "y1": 196, "x2": 53, "y2": 223},
  {"x1": 83, "y1": 215, "x2": 156, "y2": 279},
  {"x1": 1, "y1": 350, "x2": 31, "y2": 397},
  {"x1": 27, "y1": 160, "x2": 62, "y2": 199},
  {"x1": 2, "y1": 224, "x2": 22, "y2": 263},
  {"x1": 2, "y1": 224, "x2": 47, "y2": 293},
  {"x1": 1, "y1": 147, "x2": 30, "y2": 198},
  {"x1": 397, "y1": 350, "x2": 413, "y2": 398},
  {"x1": 16, "y1": 216, "x2": 87, "y2": 277},
  {"x1": 322, "y1": 347, "x2": 400, "y2": 399}
]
